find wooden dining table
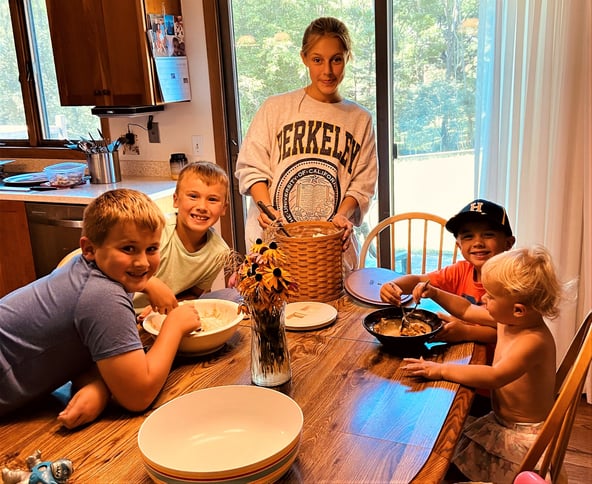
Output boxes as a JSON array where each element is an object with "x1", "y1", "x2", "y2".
[{"x1": 0, "y1": 294, "x2": 485, "y2": 483}]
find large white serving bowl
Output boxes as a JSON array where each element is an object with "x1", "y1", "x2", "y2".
[
  {"x1": 141, "y1": 440, "x2": 300, "y2": 483},
  {"x1": 142, "y1": 299, "x2": 243, "y2": 356},
  {"x1": 137, "y1": 386, "x2": 304, "y2": 481}
]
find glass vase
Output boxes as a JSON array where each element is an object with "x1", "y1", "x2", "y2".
[{"x1": 249, "y1": 302, "x2": 291, "y2": 387}]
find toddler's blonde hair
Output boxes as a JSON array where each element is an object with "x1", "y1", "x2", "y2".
[
  {"x1": 83, "y1": 188, "x2": 165, "y2": 246},
  {"x1": 482, "y1": 245, "x2": 562, "y2": 319}
]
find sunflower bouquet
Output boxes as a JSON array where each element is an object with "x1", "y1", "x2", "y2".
[{"x1": 234, "y1": 238, "x2": 298, "y2": 386}]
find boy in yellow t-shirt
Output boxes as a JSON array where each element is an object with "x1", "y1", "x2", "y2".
[{"x1": 135, "y1": 161, "x2": 230, "y2": 318}]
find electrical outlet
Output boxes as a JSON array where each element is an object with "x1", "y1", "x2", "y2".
[
  {"x1": 148, "y1": 122, "x2": 160, "y2": 143},
  {"x1": 122, "y1": 132, "x2": 140, "y2": 155},
  {"x1": 192, "y1": 135, "x2": 203, "y2": 156}
]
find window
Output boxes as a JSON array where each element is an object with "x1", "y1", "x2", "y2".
[
  {"x1": 219, "y1": 0, "x2": 478, "y2": 261},
  {"x1": 1, "y1": 0, "x2": 99, "y2": 157}
]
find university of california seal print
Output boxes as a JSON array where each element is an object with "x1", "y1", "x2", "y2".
[{"x1": 274, "y1": 158, "x2": 340, "y2": 223}]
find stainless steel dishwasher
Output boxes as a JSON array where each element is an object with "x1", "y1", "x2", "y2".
[{"x1": 25, "y1": 202, "x2": 85, "y2": 278}]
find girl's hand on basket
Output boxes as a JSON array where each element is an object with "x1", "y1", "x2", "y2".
[
  {"x1": 257, "y1": 204, "x2": 281, "y2": 230},
  {"x1": 330, "y1": 214, "x2": 353, "y2": 251}
]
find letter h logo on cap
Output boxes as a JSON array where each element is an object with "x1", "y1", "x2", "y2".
[{"x1": 469, "y1": 201, "x2": 484, "y2": 213}]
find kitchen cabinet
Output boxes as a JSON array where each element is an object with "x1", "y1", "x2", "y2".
[
  {"x1": 46, "y1": 0, "x2": 160, "y2": 106},
  {"x1": 0, "y1": 201, "x2": 36, "y2": 298}
]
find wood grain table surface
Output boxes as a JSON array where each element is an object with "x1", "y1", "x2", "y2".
[{"x1": 0, "y1": 295, "x2": 485, "y2": 483}]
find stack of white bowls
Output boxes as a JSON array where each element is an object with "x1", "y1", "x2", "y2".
[{"x1": 137, "y1": 385, "x2": 304, "y2": 483}]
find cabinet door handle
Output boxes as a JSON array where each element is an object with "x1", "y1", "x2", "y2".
[
  {"x1": 102, "y1": 89, "x2": 111, "y2": 95},
  {"x1": 94, "y1": 89, "x2": 102, "y2": 96}
]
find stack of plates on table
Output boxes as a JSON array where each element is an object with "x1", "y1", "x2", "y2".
[
  {"x1": 138, "y1": 385, "x2": 303, "y2": 483},
  {"x1": 344, "y1": 267, "x2": 412, "y2": 306},
  {"x1": 285, "y1": 301, "x2": 337, "y2": 331}
]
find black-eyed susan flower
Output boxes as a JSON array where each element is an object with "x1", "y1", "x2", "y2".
[{"x1": 235, "y1": 239, "x2": 298, "y2": 314}]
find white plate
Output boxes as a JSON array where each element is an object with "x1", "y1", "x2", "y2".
[
  {"x1": 2, "y1": 172, "x2": 48, "y2": 186},
  {"x1": 344, "y1": 267, "x2": 412, "y2": 306},
  {"x1": 285, "y1": 302, "x2": 337, "y2": 331}
]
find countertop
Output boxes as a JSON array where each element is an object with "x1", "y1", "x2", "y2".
[{"x1": 0, "y1": 177, "x2": 176, "y2": 204}]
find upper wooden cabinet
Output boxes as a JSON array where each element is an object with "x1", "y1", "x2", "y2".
[{"x1": 46, "y1": 0, "x2": 158, "y2": 106}]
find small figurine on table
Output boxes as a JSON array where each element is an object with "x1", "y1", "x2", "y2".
[{"x1": 1, "y1": 450, "x2": 73, "y2": 484}]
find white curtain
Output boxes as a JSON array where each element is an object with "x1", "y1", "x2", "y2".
[{"x1": 475, "y1": 0, "x2": 592, "y2": 401}]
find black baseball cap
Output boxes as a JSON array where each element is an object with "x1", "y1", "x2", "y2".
[{"x1": 445, "y1": 199, "x2": 513, "y2": 237}]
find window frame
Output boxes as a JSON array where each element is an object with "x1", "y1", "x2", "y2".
[{"x1": 0, "y1": 0, "x2": 106, "y2": 160}]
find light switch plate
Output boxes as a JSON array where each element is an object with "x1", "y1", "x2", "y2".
[
  {"x1": 192, "y1": 135, "x2": 203, "y2": 156},
  {"x1": 148, "y1": 122, "x2": 160, "y2": 143}
]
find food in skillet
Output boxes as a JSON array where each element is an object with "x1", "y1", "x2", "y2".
[{"x1": 373, "y1": 316, "x2": 432, "y2": 337}]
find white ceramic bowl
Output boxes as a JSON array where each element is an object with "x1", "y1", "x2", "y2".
[
  {"x1": 137, "y1": 385, "x2": 303, "y2": 481},
  {"x1": 142, "y1": 299, "x2": 243, "y2": 356},
  {"x1": 142, "y1": 441, "x2": 300, "y2": 483}
]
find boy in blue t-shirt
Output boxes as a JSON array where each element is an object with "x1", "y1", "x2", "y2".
[{"x1": 0, "y1": 189, "x2": 201, "y2": 428}]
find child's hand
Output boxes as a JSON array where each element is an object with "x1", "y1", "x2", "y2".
[
  {"x1": 145, "y1": 277, "x2": 179, "y2": 315},
  {"x1": 401, "y1": 357, "x2": 443, "y2": 380},
  {"x1": 227, "y1": 271, "x2": 239, "y2": 288},
  {"x1": 380, "y1": 281, "x2": 404, "y2": 305},
  {"x1": 57, "y1": 378, "x2": 110, "y2": 429},
  {"x1": 136, "y1": 305, "x2": 153, "y2": 323},
  {"x1": 437, "y1": 313, "x2": 471, "y2": 342},
  {"x1": 165, "y1": 303, "x2": 202, "y2": 335},
  {"x1": 411, "y1": 280, "x2": 434, "y2": 304}
]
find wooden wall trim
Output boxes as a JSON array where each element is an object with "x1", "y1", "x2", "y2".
[{"x1": 202, "y1": 0, "x2": 234, "y2": 252}]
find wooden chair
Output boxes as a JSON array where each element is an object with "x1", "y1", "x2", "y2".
[
  {"x1": 555, "y1": 310, "x2": 592, "y2": 394},
  {"x1": 57, "y1": 248, "x2": 82, "y2": 268},
  {"x1": 516, "y1": 310, "x2": 592, "y2": 483},
  {"x1": 358, "y1": 212, "x2": 459, "y2": 272}
]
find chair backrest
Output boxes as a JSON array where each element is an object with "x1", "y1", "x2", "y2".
[
  {"x1": 555, "y1": 310, "x2": 592, "y2": 394},
  {"x1": 57, "y1": 248, "x2": 82, "y2": 268},
  {"x1": 358, "y1": 212, "x2": 459, "y2": 272},
  {"x1": 517, "y1": 310, "x2": 592, "y2": 483}
]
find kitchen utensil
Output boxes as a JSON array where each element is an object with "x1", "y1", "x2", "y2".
[
  {"x1": 402, "y1": 280, "x2": 429, "y2": 327},
  {"x1": 77, "y1": 140, "x2": 93, "y2": 154},
  {"x1": 0, "y1": 186, "x2": 30, "y2": 192},
  {"x1": 256, "y1": 201, "x2": 291, "y2": 236},
  {"x1": 30, "y1": 185, "x2": 58, "y2": 191}
]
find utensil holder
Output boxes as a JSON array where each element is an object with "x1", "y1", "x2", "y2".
[{"x1": 87, "y1": 151, "x2": 121, "y2": 184}]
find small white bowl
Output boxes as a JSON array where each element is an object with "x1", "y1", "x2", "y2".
[
  {"x1": 138, "y1": 385, "x2": 303, "y2": 481},
  {"x1": 142, "y1": 299, "x2": 243, "y2": 356}
]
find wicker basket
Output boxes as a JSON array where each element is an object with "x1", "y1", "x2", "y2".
[{"x1": 275, "y1": 221, "x2": 344, "y2": 302}]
